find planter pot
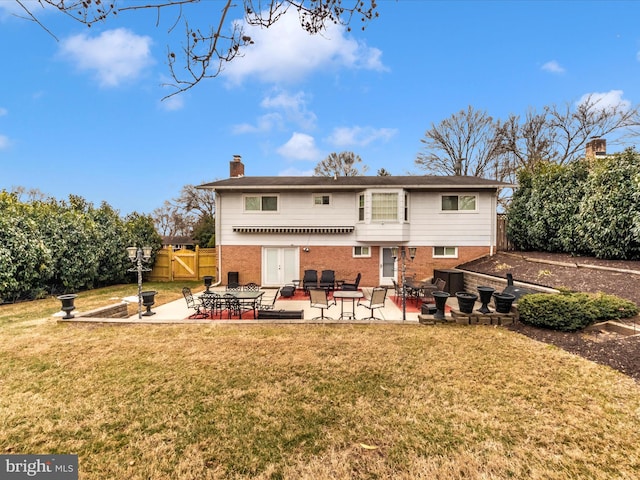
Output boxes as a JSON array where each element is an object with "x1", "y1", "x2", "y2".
[
  {"x1": 476, "y1": 286, "x2": 495, "y2": 314},
  {"x1": 141, "y1": 290, "x2": 157, "y2": 316},
  {"x1": 493, "y1": 292, "x2": 516, "y2": 314},
  {"x1": 203, "y1": 276, "x2": 214, "y2": 291},
  {"x1": 432, "y1": 291, "x2": 450, "y2": 321},
  {"x1": 57, "y1": 294, "x2": 78, "y2": 319},
  {"x1": 455, "y1": 291, "x2": 478, "y2": 314}
]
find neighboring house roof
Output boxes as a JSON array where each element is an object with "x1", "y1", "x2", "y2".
[
  {"x1": 200, "y1": 175, "x2": 511, "y2": 192},
  {"x1": 162, "y1": 235, "x2": 195, "y2": 245}
]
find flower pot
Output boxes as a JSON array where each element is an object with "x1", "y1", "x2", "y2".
[
  {"x1": 203, "y1": 276, "x2": 214, "y2": 291},
  {"x1": 493, "y1": 292, "x2": 516, "y2": 314},
  {"x1": 432, "y1": 291, "x2": 450, "y2": 321},
  {"x1": 476, "y1": 286, "x2": 495, "y2": 313},
  {"x1": 455, "y1": 291, "x2": 478, "y2": 314},
  {"x1": 141, "y1": 290, "x2": 157, "y2": 316},
  {"x1": 57, "y1": 294, "x2": 78, "y2": 319}
]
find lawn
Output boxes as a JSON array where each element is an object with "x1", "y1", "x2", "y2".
[{"x1": 1, "y1": 284, "x2": 639, "y2": 479}]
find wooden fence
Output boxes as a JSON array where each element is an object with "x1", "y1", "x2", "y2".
[
  {"x1": 496, "y1": 214, "x2": 514, "y2": 251},
  {"x1": 148, "y1": 246, "x2": 217, "y2": 282}
]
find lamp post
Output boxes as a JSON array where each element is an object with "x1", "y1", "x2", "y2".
[
  {"x1": 127, "y1": 246, "x2": 153, "y2": 319},
  {"x1": 391, "y1": 246, "x2": 417, "y2": 321}
]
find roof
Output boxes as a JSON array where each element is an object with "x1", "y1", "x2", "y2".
[{"x1": 199, "y1": 175, "x2": 511, "y2": 192}]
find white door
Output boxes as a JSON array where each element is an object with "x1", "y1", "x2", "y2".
[
  {"x1": 379, "y1": 247, "x2": 397, "y2": 286},
  {"x1": 263, "y1": 247, "x2": 299, "y2": 286}
]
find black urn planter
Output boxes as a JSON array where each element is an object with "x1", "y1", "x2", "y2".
[
  {"x1": 432, "y1": 291, "x2": 450, "y2": 321},
  {"x1": 476, "y1": 286, "x2": 496, "y2": 314},
  {"x1": 203, "y1": 276, "x2": 214, "y2": 292},
  {"x1": 57, "y1": 294, "x2": 78, "y2": 319},
  {"x1": 493, "y1": 292, "x2": 516, "y2": 314},
  {"x1": 455, "y1": 291, "x2": 478, "y2": 314},
  {"x1": 141, "y1": 290, "x2": 157, "y2": 316}
]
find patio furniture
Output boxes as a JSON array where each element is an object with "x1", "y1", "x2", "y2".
[
  {"x1": 421, "y1": 278, "x2": 446, "y2": 303},
  {"x1": 357, "y1": 287, "x2": 387, "y2": 321},
  {"x1": 182, "y1": 287, "x2": 206, "y2": 318},
  {"x1": 243, "y1": 282, "x2": 260, "y2": 291},
  {"x1": 280, "y1": 284, "x2": 296, "y2": 298},
  {"x1": 227, "y1": 271, "x2": 240, "y2": 289},
  {"x1": 309, "y1": 288, "x2": 336, "y2": 320},
  {"x1": 303, "y1": 269, "x2": 318, "y2": 294},
  {"x1": 333, "y1": 289, "x2": 364, "y2": 320},
  {"x1": 257, "y1": 309, "x2": 304, "y2": 319},
  {"x1": 258, "y1": 287, "x2": 280, "y2": 310},
  {"x1": 341, "y1": 273, "x2": 361, "y2": 291},
  {"x1": 200, "y1": 291, "x2": 224, "y2": 318},
  {"x1": 319, "y1": 270, "x2": 336, "y2": 291}
]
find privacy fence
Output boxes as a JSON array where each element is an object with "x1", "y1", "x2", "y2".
[{"x1": 148, "y1": 246, "x2": 217, "y2": 282}]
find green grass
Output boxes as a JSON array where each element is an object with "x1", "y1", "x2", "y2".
[{"x1": 1, "y1": 284, "x2": 639, "y2": 479}]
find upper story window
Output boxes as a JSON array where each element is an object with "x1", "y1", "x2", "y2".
[
  {"x1": 371, "y1": 193, "x2": 398, "y2": 221},
  {"x1": 313, "y1": 194, "x2": 331, "y2": 206},
  {"x1": 441, "y1": 194, "x2": 477, "y2": 212},
  {"x1": 244, "y1": 195, "x2": 278, "y2": 212},
  {"x1": 358, "y1": 194, "x2": 365, "y2": 221}
]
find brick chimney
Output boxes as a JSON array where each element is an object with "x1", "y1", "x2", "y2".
[
  {"x1": 585, "y1": 138, "x2": 606, "y2": 158},
  {"x1": 230, "y1": 154, "x2": 245, "y2": 178}
]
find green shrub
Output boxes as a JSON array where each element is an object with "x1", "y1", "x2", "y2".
[{"x1": 517, "y1": 290, "x2": 638, "y2": 332}]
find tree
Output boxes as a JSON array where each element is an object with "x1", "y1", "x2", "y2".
[
  {"x1": 496, "y1": 95, "x2": 640, "y2": 178},
  {"x1": 415, "y1": 106, "x2": 504, "y2": 178},
  {"x1": 314, "y1": 151, "x2": 368, "y2": 177},
  {"x1": 24, "y1": 0, "x2": 380, "y2": 97},
  {"x1": 377, "y1": 168, "x2": 391, "y2": 176}
]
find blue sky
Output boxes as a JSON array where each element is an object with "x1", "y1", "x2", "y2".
[{"x1": 1, "y1": 0, "x2": 639, "y2": 215}]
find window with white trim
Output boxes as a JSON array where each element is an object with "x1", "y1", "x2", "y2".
[
  {"x1": 441, "y1": 194, "x2": 477, "y2": 211},
  {"x1": 358, "y1": 194, "x2": 365, "y2": 221},
  {"x1": 433, "y1": 246, "x2": 458, "y2": 258},
  {"x1": 371, "y1": 192, "x2": 398, "y2": 221},
  {"x1": 244, "y1": 195, "x2": 278, "y2": 212},
  {"x1": 353, "y1": 246, "x2": 371, "y2": 258},
  {"x1": 313, "y1": 194, "x2": 331, "y2": 206}
]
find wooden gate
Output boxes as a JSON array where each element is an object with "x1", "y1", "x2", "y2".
[
  {"x1": 496, "y1": 214, "x2": 514, "y2": 251},
  {"x1": 148, "y1": 246, "x2": 217, "y2": 281}
]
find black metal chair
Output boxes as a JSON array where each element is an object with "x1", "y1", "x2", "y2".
[
  {"x1": 200, "y1": 291, "x2": 223, "y2": 319},
  {"x1": 243, "y1": 282, "x2": 260, "y2": 291},
  {"x1": 319, "y1": 270, "x2": 336, "y2": 291},
  {"x1": 182, "y1": 287, "x2": 206, "y2": 318},
  {"x1": 309, "y1": 288, "x2": 336, "y2": 320},
  {"x1": 303, "y1": 269, "x2": 318, "y2": 294},
  {"x1": 341, "y1": 273, "x2": 361, "y2": 291},
  {"x1": 357, "y1": 287, "x2": 387, "y2": 320}
]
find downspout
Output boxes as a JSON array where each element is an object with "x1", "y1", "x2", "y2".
[
  {"x1": 490, "y1": 191, "x2": 496, "y2": 256},
  {"x1": 211, "y1": 191, "x2": 223, "y2": 287}
]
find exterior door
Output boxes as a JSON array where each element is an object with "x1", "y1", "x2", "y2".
[
  {"x1": 379, "y1": 247, "x2": 397, "y2": 286},
  {"x1": 263, "y1": 247, "x2": 299, "y2": 286}
]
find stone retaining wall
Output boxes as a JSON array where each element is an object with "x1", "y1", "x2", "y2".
[
  {"x1": 78, "y1": 302, "x2": 129, "y2": 319},
  {"x1": 459, "y1": 270, "x2": 559, "y2": 295}
]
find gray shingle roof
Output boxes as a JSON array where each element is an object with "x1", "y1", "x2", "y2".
[{"x1": 200, "y1": 175, "x2": 511, "y2": 191}]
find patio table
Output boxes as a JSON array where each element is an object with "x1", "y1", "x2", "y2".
[
  {"x1": 333, "y1": 290, "x2": 364, "y2": 320},
  {"x1": 201, "y1": 290, "x2": 264, "y2": 318}
]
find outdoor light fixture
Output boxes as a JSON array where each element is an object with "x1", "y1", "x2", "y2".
[
  {"x1": 127, "y1": 246, "x2": 153, "y2": 319},
  {"x1": 391, "y1": 246, "x2": 417, "y2": 321}
]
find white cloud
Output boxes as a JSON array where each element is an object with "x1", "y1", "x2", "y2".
[
  {"x1": 278, "y1": 166, "x2": 315, "y2": 176},
  {"x1": 276, "y1": 132, "x2": 321, "y2": 161},
  {"x1": 577, "y1": 90, "x2": 630, "y2": 111},
  {"x1": 0, "y1": 134, "x2": 10, "y2": 150},
  {"x1": 541, "y1": 60, "x2": 565, "y2": 74},
  {"x1": 232, "y1": 89, "x2": 316, "y2": 134},
  {"x1": 60, "y1": 28, "x2": 154, "y2": 87},
  {"x1": 327, "y1": 126, "x2": 397, "y2": 148},
  {"x1": 223, "y1": 10, "x2": 386, "y2": 85},
  {"x1": 159, "y1": 95, "x2": 185, "y2": 112}
]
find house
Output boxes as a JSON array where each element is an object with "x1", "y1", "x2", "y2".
[
  {"x1": 161, "y1": 235, "x2": 196, "y2": 251},
  {"x1": 199, "y1": 156, "x2": 510, "y2": 287}
]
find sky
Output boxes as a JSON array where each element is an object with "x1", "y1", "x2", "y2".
[{"x1": 1, "y1": 0, "x2": 639, "y2": 216}]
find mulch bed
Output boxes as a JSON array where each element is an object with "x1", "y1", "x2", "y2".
[{"x1": 458, "y1": 251, "x2": 640, "y2": 382}]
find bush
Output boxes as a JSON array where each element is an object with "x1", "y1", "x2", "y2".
[{"x1": 517, "y1": 291, "x2": 638, "y2": 332}]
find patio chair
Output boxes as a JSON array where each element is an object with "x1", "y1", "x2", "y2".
[
  {"x1": 200, "y1": 291, "x2": 223, "y2": 319},
  {"x1": 221, "y1": 293, "x2": 253, "y2": 319},
  {"x1": 302, "y1": 269, "x2": 318, "y2": 294},
  {"x1": 319, "y1": 270, "x2": 336, "y2": 291},
  {"x1": 421, "y1": 278, "x2": 446, "y2": 303},
  {"x1": 357, "y1": 287, "x2": 387, "y2": 320},
  {"x1": 341, "y1": 273, "x2": 361, "y2": 291},
  {"x1": 182, "y1": 287, "x2": 206, "y2": 318},
  {"x1": 309, "y1": 288, "x2": 336, "y2": 320},
  {"x1": 258, "y1": 287, "x2": 280, "y2": 310},
  {"x1": 243, "y1": 282, "x2": 260, "y2": 291}
]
